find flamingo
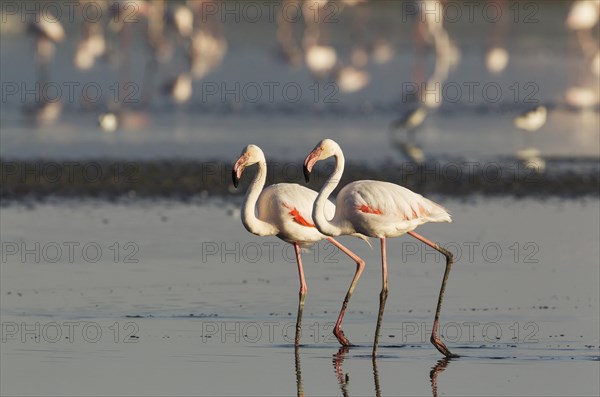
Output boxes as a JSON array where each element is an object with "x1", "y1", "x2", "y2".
[
  {"x1": 513, "y1": 106, "x2": 548, "y2": 155},
  {"x1": 303, "y1": 139, "x2": 457, "y2": 357},
  {"x1": 232, "y1": 144, "x2": 369, "y2": 347},
  {"x1": 26, "y1": 12, "x2": 65, "y2": 125},
  {"x1": 513, "y1": 105, "x2": 548, "y2": 132}
]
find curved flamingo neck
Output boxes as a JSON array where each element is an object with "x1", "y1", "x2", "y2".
[
  {"x1": 241, "y1": 157, "x2": 277, "y2": 236},
  {"x1": 313, "y1": 147, "x2": 348, "y2": 237}
]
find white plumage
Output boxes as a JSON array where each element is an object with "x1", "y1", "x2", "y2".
[
  {"x1": 304, "y1": 138, "x2": 457, "y2": 358},
  {"x1": 514, "y1": 106, "x2": 548, "y2": 132},
  {"x1": 336, "y1": 180, "x2": 451, "y2": 238},
  {"x1": 255, "y1": 183, "x2": 336, "y2": 247},
  {"x1": 232, "y1": 144, "x2": 367, "y2": 347}
]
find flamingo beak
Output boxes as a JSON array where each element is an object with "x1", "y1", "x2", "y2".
[
  {"x1": 303, "y1": 148, "x2": 322, "y2": 183},
  {"x1": 232, "y1": 156, "x2": 246, "y2": 188},
  {"x1": 232, "y1": 168, "x2": 239, "y2": 188},
  {"x1": 303, "y1": 166, "x2": 310, "y2": 183}
]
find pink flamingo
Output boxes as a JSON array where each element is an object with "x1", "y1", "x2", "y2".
[
  {"x1": 232, "y1": 145, "x2": 369, "y2": 347},
  {"x1": 303, "y1": 139, "x2": 457, "y2": 358}
]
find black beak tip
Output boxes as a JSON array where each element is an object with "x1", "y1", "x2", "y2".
[
  {"x1": 232, "y1": 169, "x2": 239, "y2": 188},
  {"x1": 303, "y1": 166, "x2": 310, "y2": 183}
]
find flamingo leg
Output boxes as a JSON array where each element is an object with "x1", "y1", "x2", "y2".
[
  {"x1": 294, "y1": 345, "x2": 304, "y2": 397},
  {"x1": 294, "y1": 242, "x2": 307, "y2": 347},
  {"x1": 372, "y1": 356, "x2": 382, "y2": 397},
  {"x1": 326, "y1": 237, "x2": 366, "y2": 347},
  {"x1": 407, "y1": 231, "x2": 458, "y2": 358},
  {"x1": 373, "y1": 238, "x2": 388, "y2": 357}
]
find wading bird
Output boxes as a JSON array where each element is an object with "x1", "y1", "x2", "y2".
[
  {"x1": 26, "y1": 13, "x2": 65, "y2": 125},
  {"x1": 232, "y1": 144, "x2": 369, "y2": 347},
  {"x1": 513, "y1": 105, "x2": 548, "y2": 155},
  {"x1": 304, "y1": 139, "x2": 457, "y2": 357},
  {"x1": 514, "y1": 105, "x2": 548, "y2": 132}
]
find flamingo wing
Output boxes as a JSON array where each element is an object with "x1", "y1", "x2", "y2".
[
  {"x1": 338, "y1": 180, "x2": 451, "y2": 237},
  {"x1": 257, "y1": 183, "x2": 336, "y2": 244}
]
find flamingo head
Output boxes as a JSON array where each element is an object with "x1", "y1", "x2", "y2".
[
  {"x1": 232, "y1": 144, "x2": 265, "y2": 188},
  {"x1": 303, "y1": 138, "x2": 340, "y2": 182}
]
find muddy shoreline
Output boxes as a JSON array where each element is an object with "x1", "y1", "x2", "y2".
[{"x1": 2, "y1": 157, "x2": 598, "y2": 202}]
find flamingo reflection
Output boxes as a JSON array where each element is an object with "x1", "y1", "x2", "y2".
[
  {"x1": 331, "y1": 347, "x2": 454, "y2": 397},
  {"x1": 430, "y1": 357, "x2": 451, "y2": 397},
  {"x1": 332, "y1": 347, "x2": 383, "y2": 397},
  {"x1": 26, "y1": 11, "x2": 65, "y2": 125},
  {"x1": 389, "y1": 106, "x2": 429, "y2": 164},
  {"x1": 333, "y1": 347, "x2": 351, "y2": 397}
]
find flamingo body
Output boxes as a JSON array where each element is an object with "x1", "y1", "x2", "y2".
[
  {"x1": 233, "y1": 144, "x2": 367, "y2": 347},
  {"x1": 254, "y1": 183, "x2": 335, "y2": 247},
  {"x1": 304, "y1": 138, "x2": 457, "y2": 358},
  {"x1": 336, "y1": 180, "x2": 451, "y2": 238},
  {"x1": 514, "y1": 106, "x2": 547, "y2": 132}
]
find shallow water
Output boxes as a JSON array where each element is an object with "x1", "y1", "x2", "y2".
[
  {"x1": 2, "y1": 110, "x2": 599, "y2": 162},
  {"x1": 1, "y1": 198, "x2": 598, "y2": 396},
  {"x1": 1, "y1": 2, "x2": 599, "y2": 162}
]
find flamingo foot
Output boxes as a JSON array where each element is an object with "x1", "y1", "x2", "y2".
[
  {"x1": 431, "y1": 335, "x2": 459, "y2": 358},
  {"x1": 334, "y1": 327, "x2": 352, "y2": 347}
]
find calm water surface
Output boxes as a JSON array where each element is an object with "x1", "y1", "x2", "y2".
[{"x1": 1, "y1": 198, "x2": 598, "y2": 396}]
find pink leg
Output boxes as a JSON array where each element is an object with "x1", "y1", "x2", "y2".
[
  {"x1": 408, "y1": 231, "x2": 458, "y2": 358},
  {"x1": 326, "y1": 237, "x2": 366, "y2": 347},
  {"x1": 373, "y1": 238, "x2": 388, "y2": 357},
  {"x1": 294, "y1": 242, "x2": 307, "y2": 347}
]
